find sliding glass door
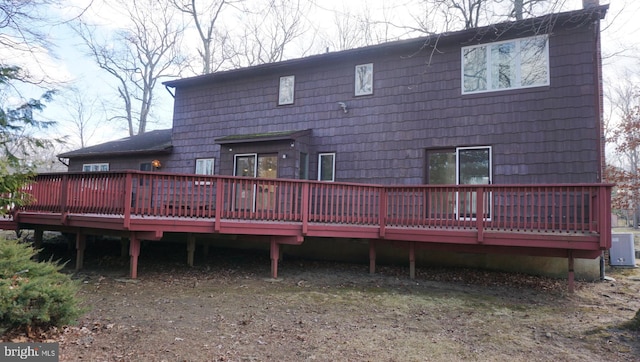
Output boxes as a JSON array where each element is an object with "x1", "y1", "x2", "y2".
[
  {"x1": 427, "y1": 146, "x2": 492, "y2": 219},
  {"x1": 233, "y1": 154, "x2": 278, "y2": 211}
]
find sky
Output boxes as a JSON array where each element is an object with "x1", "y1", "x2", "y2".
[{"x1": 2, "y1": 0, "x2": 639, "y2": 155}]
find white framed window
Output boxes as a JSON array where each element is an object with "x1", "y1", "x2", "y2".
[
  {"x1": 278, "y1": 75, "x2": 295, "y2": 105},
  {"x1": 82, "y1": 163, "x2": 109, "y2": 172},
  {"x1": 355, "y1": 63, "x2": 373, "y2": 96},
  {"x1": 318, "y1": 153, "x2": 335, "y2": 182},
  {"x1": 462, "y1": 35, "x2": 549, "y2": 94},
  {"x1": 195, "y1": 158, "x2": 215, "y2": 175}
]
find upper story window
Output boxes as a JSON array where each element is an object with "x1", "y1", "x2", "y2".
[
  {"x1": 82, "y1": 163, "x2": 109, "y2": 172},
  {"x1": 355, "y1": 63, "x2": 373, "y2": 96},
  {"x1": 278, "y1": 75, "x2": 295, "y2": 105},
  {"x1": 462, "y1": 35, "x2": 549, "y2": 94},
  {"x1": 195, "y1": 158, "x2": 215, "y2": 175}
]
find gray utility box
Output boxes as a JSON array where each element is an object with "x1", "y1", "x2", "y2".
[{"x1": 610, "y1": 233, "x2": 637, "y2": 267}]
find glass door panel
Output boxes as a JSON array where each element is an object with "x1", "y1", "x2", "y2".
[
  {"x1": 256, "y1": 155, "x2": 277, "y2": 210},
  {"x1": 427, "y1": 150, "x2": 456, "y2": 218},
  {"x1": 457, "y1": 147, "x2": 491, "y2": 219},
  {"x1": 234, "y1": 154, "x2": 257, "y2": 211}
]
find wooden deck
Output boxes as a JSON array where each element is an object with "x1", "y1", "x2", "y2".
[{"x1": 0, "y1": 171, "x2": 612, "y2": 291}]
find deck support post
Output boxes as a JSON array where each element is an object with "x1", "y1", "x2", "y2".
[
  {"x1": 75, "y1": 232, "x2": 86, "y2": 271},
  {"x1": 187, "y1": 234, "x2": 196, "y2": 267},
  {"x1": 409, "y1": 242, "x2": 416, "y2": 280},
  {"x1": 34, "y1": 228, "x2": 43, "y2": 249},
  {"x1": 120, "y1": 238, "x2": 129, "y2": 260},
  {"x1": 270, "y1": 237, "x2": 279, "y2": 279},
  {"x1": 369, "y1": 240, "x2": 376, "y2": 274},
  {"x1": 568, "y1": 251, "x2": 575, "y2": 293},
  {"x1": 129, "y1": 235, "x2": 141, "y2": 279},
  {"x1": 33, "y1": 229, "x2": 43, "y2": 261}
]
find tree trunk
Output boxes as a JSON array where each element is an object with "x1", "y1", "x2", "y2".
[{"x1": 513, "y1": 0, "x2": 524, "y2": 20}]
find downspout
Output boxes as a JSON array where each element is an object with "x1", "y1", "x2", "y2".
[
  {"x1": 585, "y1": 1, "x2": 607, "y2": 279},
  {"x1": 592, "y1": 8, "x2": 604, "y2": 183}
]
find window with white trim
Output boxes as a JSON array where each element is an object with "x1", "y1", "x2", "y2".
[
  {"x1": 82, "y1": 163, "x2": 109, "y2": 172},
  {"x1": 195, "y1": 158, "x2": 215, "y2": 175},
  {"x1": 462, "y1": 35, "x2": 549, "y2": 94},
  {"x1": 278, "y1": 75, "x2": 295, "y2": 105},
  {"x1": 318, "y1": 153, "x2": 335, "y2": 182}
]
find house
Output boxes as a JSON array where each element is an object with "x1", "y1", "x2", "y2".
[
  {"x1": 158, "y1": 5, "x2": 607, "y2": 188},
  {"x1": 11, "y1": 3, "x2": 610, "y2": 288},
  {"x1": 58, "y1": 129, "x2": 172, "y2": 172}
]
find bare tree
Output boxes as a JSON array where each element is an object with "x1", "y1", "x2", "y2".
[
  {"x1": 416, "y1": 0, "x2": 570, "y2": 32},
  {"x1": 171, "y1": 0, "x2": 237, "y2": 74},
  {"x1": 61, "y1": 87, "x2": 101, "y2": 148},
  {"x1": 227, "y1": 0, "x2": 312, "y2": 67},
  {"x1": 0, "y1": 0, "x2": 57, "y2": 52},
  {"x1": 603, "y1": 69, "x2": 640, "y2": 226},
  {"x1": 326, "y1": 7, "x2": 367, "y2": 51},
  {"x1": 75, "y1": 0, "x2": 187, "y2": 136}
]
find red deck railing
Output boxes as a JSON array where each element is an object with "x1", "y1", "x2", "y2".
[{"x1": 16, "y1": 171, "x2": 611, "y2": 248}]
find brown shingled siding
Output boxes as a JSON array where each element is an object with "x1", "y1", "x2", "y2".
[{"x1": 167, "y1": 21, "x2": 600, "y2": 185}]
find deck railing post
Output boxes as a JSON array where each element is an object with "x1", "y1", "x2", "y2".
[
  {"x1": 301, "y1": 183, "x2": 309, "y2": 235},
  {"x1": 60, "y1": 174, "x2": 69, "y2": 215},
  {"x1": 599, "y1": 185, "x2": 612, "y2": 250},
  {"x1": 215, "y1": 177, "x2": 223, "y2": 232},
  {"x1": 379, "y1": 188, "x2": 387, "y2": 238},
  {"x1": 476, "y1": 187, "x2": 484, "y2": 243},
  {"x1": 123, "y1": 172, "x2": 133, "y2": 229}
]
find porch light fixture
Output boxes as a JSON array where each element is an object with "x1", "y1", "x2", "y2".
[
  {"x1": 338, "y1": 101, "x2": 348, "y2": 113},
  {"x1": 151, "y1": 159, "x2": 162, "y2": 169}
]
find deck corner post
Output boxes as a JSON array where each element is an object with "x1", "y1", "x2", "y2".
[
  {"x1": 75, "y1": 232, "x2": 86, "y2": 272},
  {"x1": 270, "y1": 237, "x2": 280, "y2": 279},
  {"x1": 187, "y1": 233, "x2": 196, "y2": 267},
  {"x1": 568, "y1": 251, "x2": 575, "y2": 294},
  {"x1": 409, "y1": 242, "x2": 416, "y2": 280},
  {"x1": 369, "y1": 240, "x2": 376, "y2": 274},
  {"x1": 129, "y1": 234, "x2": 141, "y2": 279}
]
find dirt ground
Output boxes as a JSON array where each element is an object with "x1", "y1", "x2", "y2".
[{"x1": 2, "y1": 232, "x2": 640, "y2": 362}]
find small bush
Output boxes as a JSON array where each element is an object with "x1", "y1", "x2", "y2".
[{"x1": 0, "y1": 238, "x2": 83, "y2": 331}]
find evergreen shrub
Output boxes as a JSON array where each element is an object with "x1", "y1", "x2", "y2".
[{"x1": 0, "y1": 238, "x2": 83, "y2": 331}]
